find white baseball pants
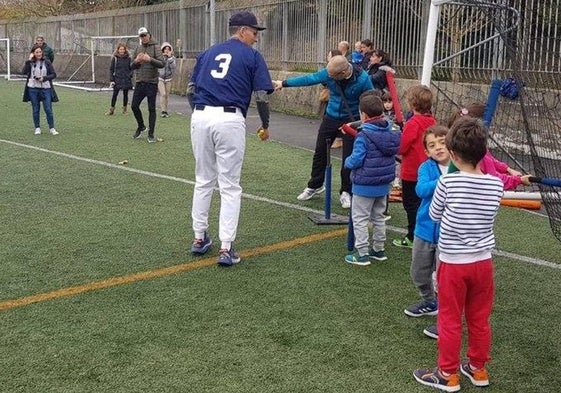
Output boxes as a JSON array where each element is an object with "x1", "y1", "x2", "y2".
[{"x1": 190, "y1": 106, "x2": 246, "y2": 245}]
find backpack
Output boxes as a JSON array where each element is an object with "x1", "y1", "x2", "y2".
[{"x1": 500, "y1": 78, "x2": 521, "y2": 100}]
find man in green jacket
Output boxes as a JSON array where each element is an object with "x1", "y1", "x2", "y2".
[
  {"x1": 35, "y1": 35, "x2": 54, "y2": 63},
  {"x1": 131, "y1": 27, "x2": 165, "y2": 143}
]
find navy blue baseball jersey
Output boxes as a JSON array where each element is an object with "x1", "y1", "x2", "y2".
[{"x1": 191, "y1": 39, "x2": 273, "y2": 117}]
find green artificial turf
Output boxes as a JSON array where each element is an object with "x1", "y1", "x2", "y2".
[{"x1": 1, "y1": 79, "x2": 560, "y2": 392}]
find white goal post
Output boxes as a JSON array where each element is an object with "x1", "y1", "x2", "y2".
[
  {"x1": 55, "y1": 35, "x2": 137, "y2": 91},
  {"x1": 0, "y1": 38, "x2": 20, "y2": 80},
  {"x1": 0, "y1": 38, "x2": 10, "y2": 79},
  {"x1": 90, "y1": 35, "x2": 137, "y2": 85}
]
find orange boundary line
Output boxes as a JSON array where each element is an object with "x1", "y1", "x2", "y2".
[{"x1": 0, "y1": 228, "x2": 347, "y2": 312}]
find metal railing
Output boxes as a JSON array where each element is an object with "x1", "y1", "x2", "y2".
[{"x1": 1, "y1": 0, "x2": 560, "y2": 79}]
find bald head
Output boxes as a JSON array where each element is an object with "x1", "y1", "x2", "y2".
[{"x1": 327, "y1": 55, "x2": 351, "y2": 80}]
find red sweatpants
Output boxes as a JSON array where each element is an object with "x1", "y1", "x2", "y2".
[{"x1": 437, "y1": 259, "x2": 494, "y2": 373}]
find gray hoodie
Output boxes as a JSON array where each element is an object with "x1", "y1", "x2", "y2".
[{"x1": 158, "y1": 42, "x2": 176, "y2": 81}]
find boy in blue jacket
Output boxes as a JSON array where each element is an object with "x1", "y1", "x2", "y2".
[
  {"x1": 404, "y1": 125, "x2": 450, "y2": 322},
  {"x1": 344, "y1": 92, "x2": 401, "y2": 265}
]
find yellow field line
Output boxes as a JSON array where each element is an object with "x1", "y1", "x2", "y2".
[{"x1": 0, "y1": 228, "x2": 347, "y2": 312}]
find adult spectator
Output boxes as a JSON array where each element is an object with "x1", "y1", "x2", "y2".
[
  {"x1": 22, "y1": 44, "x2": 59, "y2": 135},
  {"x1": 337, "y1": 40, "x2": 351, "y2": 62},
  {"x1": 34, "y1": 35, "x2": 54, "y2": 63},
  {"x1": 273, "y1": 55, "x2": 374, "y2": 209},
  {"x1": 367, "y1": 49, "x2": 392, "y2": 90},
  {"x1": 189, "y1": 11, "x2": 273, "y2": 267},
  {"x1": 130, "y1": 27, "x2": 165, "y2": 143},
  {"x1": 106, "y1": 42, "x2": 133, "y2": 115},
  {"x1": 359, "y1": 39, "x2": 374, "y2": 70}
]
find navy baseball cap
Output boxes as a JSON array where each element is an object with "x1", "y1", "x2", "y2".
[{"x1": 229, "y1": 11, "x2": 266, "y2": 31}]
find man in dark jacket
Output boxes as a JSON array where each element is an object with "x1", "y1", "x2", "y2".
[
  {"x1": 35, "y1": 35, "x2": 54, "y2": 63},
  {"x1": 131, "y1": 27, "x2": 165, "y2": 143}
]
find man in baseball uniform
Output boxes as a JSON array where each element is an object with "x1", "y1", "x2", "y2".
[{"x1": 189, "y1": 11, "x2": 273, "y2": 266}]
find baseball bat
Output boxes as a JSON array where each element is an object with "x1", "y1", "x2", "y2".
[
  {"x1": 347, "y1": 200, "x2": 354, "y2": 251},
  {"x1": 529, "y1": 176, "x2": 561, "y2": 188},
  {"x1": 500, "y1": 199, "x2": 542, "y2": 210},
  {"x1": 384, "y1": 66, "x2": 404, "y2": 125}
]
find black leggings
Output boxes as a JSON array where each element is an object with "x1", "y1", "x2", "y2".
[{"x1": 110, "y1": 88, "x2": 129, "y2": 107}]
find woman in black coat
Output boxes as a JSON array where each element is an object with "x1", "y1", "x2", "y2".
[
  {"x1": 366, "y1": 49, "x2": 392, "y2": 91},
  {"x1": 107, "y1": 42, "x2": 133, "y2": 115}
]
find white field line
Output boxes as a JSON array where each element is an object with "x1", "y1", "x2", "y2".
[{"x1": 2, "y1": 138, "x2": 560, "y2": 269}]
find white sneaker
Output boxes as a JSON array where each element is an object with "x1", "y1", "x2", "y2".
[
  {"x1": 34, "y1": 128, "x2": 41, "y2": 135},
  {"x1": 340, "y1": 191, "x2": 352, "y2": 209},
  {"x1": 49, "y1": 128, "x2": 59, "y2": 135},
  {"x1": 297, "y1": 186, "x2": 325, "y2": 201}
]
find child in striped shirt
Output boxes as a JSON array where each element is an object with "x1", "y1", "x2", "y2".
[{"x1": 413, "y1": 117, "x2": 504, "y2": 392}]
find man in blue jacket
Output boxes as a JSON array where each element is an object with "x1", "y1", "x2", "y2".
[{"x1": 273, "y1": 55, "x2": 373, "y2": 208}]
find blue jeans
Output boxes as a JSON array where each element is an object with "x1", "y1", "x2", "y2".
[{"x1": 28, "y1": 87, "x2": 54, "y2": 129}]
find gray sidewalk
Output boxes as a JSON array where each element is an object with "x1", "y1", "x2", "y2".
[{"x1": 164, "y1": 93, "x2": 326, "y2": 154}]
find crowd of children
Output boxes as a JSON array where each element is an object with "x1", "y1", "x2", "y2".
[{"x1": 337, "y1": 39, "x2": 533, "y2": 390}]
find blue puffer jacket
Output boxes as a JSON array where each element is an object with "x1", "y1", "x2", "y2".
[
  {"x1": 414, "y1": 158, "x2": 443, "y2": 243},
  {"x1": 284, "y1": 64, "x2": 373, "y2": 120},
  {"x1": 345, "y1": 119, "x2": 401, "y2": 197}
]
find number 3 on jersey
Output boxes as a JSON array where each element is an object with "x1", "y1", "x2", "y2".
[{"x1": 210, "y1": 53, "x2": 232, "y2": 79}]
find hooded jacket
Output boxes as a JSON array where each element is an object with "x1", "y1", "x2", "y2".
[
  {"x1": 345, "y1": 118, "x2": 401, "y2": 197},
  {"x1": 158, "y1": 42, "x2": 176, "y2": 81},
  {"x1": 131, "y1": 37, "x2": 165, "y2": 84}
]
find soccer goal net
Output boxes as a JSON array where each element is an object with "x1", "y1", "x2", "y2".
[
  {"x1": 422, "y1": 0, "x2": 561, "y2": 240},
  {"x1": 54, "y1": 35, "x2": 137, "y2": 91},
  {"x1": 0, "y1": 38, "x2": 27, "y2": 80}
]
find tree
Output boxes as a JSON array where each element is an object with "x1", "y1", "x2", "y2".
[{"x1": 0, "y1": 0, "x2": 174, "y2": 18}]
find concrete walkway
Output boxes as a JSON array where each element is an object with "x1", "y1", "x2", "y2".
[{"x1": 164, "y1": 93, "x2": 327, "y2": 153}]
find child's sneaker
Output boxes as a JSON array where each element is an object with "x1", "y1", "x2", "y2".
[
  {"x1": 191, "y1": 233, "x2": 212, "y2": 255},
  {"x1": 345, "y1": 253, "x2": 371, "y2": 266},
  {"x1": 413, "y1": 367, "x2": 460, "y2": 392},
  {"x1": 460, "y1": 361, "x2": 489, "y2": 387},
  {"x1": 369, "y1": 249, "x2": 387, "y2": 261},
  {"x1": 423, "y1": 324, "x2": 438, "y2": 339},
  {"x1": 217, "y1": 247, "x2": 241, "y2": 267},
  {"x1": 404, "y1": 300, "x2": 438, "y2": 317},
  {"x1": 392, "y1": 236, "x2": 413, "y2": 249}
]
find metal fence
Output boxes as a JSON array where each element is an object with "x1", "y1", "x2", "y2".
[{"x1": 1, "y1": 0, "x2": 560, "y2": 79}]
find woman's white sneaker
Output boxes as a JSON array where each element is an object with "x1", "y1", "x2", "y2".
[
  {"x1": 49, "y1": 128, "x2": 59, "y2": 135},
  {"x1": 34, "y1": 128, "x2": 41, "y2": 135}
]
